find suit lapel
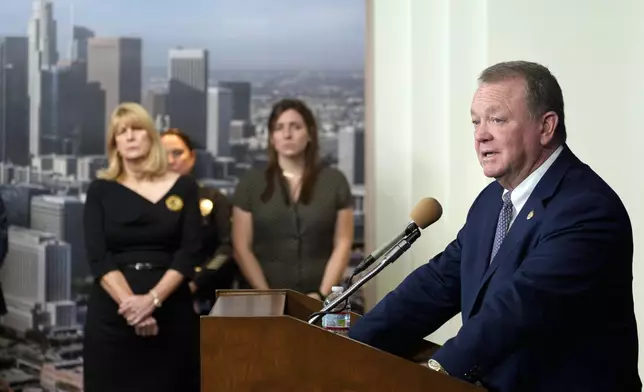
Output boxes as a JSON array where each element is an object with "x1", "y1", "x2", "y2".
[
  {"x1": 464, "y1": 144, "x2": 578, "y2": 319},
  {"x1": 480, "y1": 198, "x2": 544, "y2": 284},
  {"x1": 462, "y1": 195, "x2": 500, "y2": 319}
]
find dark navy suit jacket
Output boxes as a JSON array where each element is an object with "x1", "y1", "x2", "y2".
[{"x1": 349, "y1": 146, "x2": 641, "y2": 392}]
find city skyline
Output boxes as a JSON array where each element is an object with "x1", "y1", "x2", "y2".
[
  {"x1": 0, "y1": 1, "x2": 366, "y2": 389},
  {"x1": 0, "y1": 0, "x2": 366, "y2": 70}
]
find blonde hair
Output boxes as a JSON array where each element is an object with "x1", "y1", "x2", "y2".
[{"x1": 97, "y1": 102, "x2": 168, "y2": 180}]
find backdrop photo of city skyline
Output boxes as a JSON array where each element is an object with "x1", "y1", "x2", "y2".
[{"x1": 0, "y1": 0, "x2": 366, "y2": 390}]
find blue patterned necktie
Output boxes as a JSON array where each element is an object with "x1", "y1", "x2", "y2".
[{"x1": 490, "y1": 191, "x2": 513, "y2": 262}]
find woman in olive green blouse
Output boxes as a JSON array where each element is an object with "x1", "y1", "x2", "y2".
[{"x1": 231, "y1": 98, "x2": 354, "y2": 300}]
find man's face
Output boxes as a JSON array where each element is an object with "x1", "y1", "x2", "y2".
[{"x1": 470, "y1": 78, "x2": 554, "y2": 189}]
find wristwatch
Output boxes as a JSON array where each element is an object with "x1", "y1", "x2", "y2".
[
  {"x1": 149, "y1": 289, "x2": 163, "y2": 308},
  {"x1": 427, "y1": 359, "x2": 449, "y2": 375}
]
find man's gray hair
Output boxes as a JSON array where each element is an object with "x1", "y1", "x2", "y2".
[{"x1": 479, "y1": 61, "x2": 566, "y2": 143}]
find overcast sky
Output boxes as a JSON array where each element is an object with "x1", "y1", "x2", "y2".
[{"x1": 0, "y1": 0, "x2": 365, "y2": 70}]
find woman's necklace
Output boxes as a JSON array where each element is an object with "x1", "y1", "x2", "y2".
[
  {"x1": 282, "y1": 170, "x2": 303, "y2": 201},
  {"x1": 282, "y1": 170, "x2": 302, "y2": 180}
]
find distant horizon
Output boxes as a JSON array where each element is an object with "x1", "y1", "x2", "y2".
[
  {"x1": 0, "y1": 33, "x2": 365, "y2": 71},
  {"x1": 0, "y1": 0, "x2": 365, "y2": 70},
  {"x1": 145, "y1": 65, "x2": 365, "y2": 72}
]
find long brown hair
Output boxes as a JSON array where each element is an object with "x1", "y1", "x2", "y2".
[{"x1": 261, "y1": 98, "x2": 320, "y2": 205}]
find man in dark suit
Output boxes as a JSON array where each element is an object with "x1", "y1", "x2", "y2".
[{"x1": 348, "y1": 61, "x2": 641, "y2": 392}]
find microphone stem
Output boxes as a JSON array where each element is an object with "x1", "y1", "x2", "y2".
[
  {"x1": 353, "y1": 221, "x2": 418, "y2": 276},
  {"x1": 308, "y1": 228, "x2": 421, "y2": 326}
]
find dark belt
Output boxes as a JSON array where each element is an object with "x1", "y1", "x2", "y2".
[{"x1": 122, "y1": 262, "x2": 167, "y2": 271}]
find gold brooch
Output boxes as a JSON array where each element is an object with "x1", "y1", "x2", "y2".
[
  {"x1": 165, "y1": 195, "x2": 183, "y2": 212},
  {"x1": 199, "y1": 198, "x2": 214, "y2": 216},
  {"x1": 527, "y1": 210, "x2": 534, "y2": 220}
]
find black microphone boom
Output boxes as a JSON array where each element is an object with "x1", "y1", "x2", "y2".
[
  {"x1": 307, "y1": 197, "x2": 443, "y2": 325},
  {"x1": 308, "y1": 228, "x2": 422, "y2": 325},
  {"x1": 351, "y1": 221, "x2": 419, "y2": 276},
  {"x1": 350, "y1": 197, "x2": 442, "y2": 278}
]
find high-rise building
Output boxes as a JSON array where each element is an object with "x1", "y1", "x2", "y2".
[
  {"x1": 351, "y1": 185, "x2": 365, "y2": 247},
  {"x1": 71, "y1": 26, "x2": 94, "y2": 62},
  {"x1": 28, "y1": 0, "x2": 58, "y2": 157},
  {"x1": 55, "y1": 61, "x2": 87, "y2": 155},
  {"x1": 338, "y1": 126, "x2": 365, "y2": 185},
  {"x1": 0, "y1": 226, "x2": 71, "y2": 332},
  {"x1": 76, "y1": 155, "x2": 107, "y2": 182},
  {"x1": 86, "y1": 37, "x2": 142, "y2": 154},
  {"x1": 207, "y1": 87, "x2": 232, "y2": 157},
  {"x1": 218, "y1": 81, "x2": 251, "y2": 122},
  {"x1": 0, "y1": 183, "x2": 51, "y2": 227},
  {"x1": 229, "y1": 120, "x2": 255, "y2": 142},
  {"x1": 59, "y1": 26, "x2": 95, "y2": 155},
  {"x1": 30, "y1": 195, "x2": 86, "y2": 283},
  {"x1": 0, "y1": 37, "x2": 30, "y2": 165},
  {"x1": 319, "y1": 133, "x2": 339, "y2": 163},
  {"x1": 144, "y1": 86, "x2": 168, "y2": 127},
  {"x1": 168, "y1": 48, "x2": 209, "y2": 148}
]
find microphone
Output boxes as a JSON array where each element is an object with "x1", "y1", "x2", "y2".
[
  {"x1": 351, "y1": 197, "x2": 443, "y2": 277},
  {"x1": 309, "y1": 197, "x2": 443, "y2": 325}
]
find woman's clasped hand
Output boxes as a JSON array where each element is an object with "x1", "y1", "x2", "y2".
[{"x1": 118, "y1": 293, "x2": 159, "y2": 336}]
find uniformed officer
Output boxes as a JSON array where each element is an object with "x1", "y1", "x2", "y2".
[
  {"x1": 161, "y1": 128, "x2": 240, "y2": 314},
  {"x1": 191, "y1": 182, "x2": 238, "y2": 313}
]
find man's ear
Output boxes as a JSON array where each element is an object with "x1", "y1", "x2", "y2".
[{"x1": 540, "y1": 111, "x2": 559, "y2": 145}]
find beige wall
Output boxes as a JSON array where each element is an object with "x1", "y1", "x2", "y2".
[{"x1": 365, "y1": 0, "x2": 644, "y2": 374}]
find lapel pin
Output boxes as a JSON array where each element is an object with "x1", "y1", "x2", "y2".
[{"x1": 527, "y1": 210, "x2": 534, "y2": 220}]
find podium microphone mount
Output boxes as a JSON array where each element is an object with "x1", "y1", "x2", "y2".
[{"x1": 307, "y1": 228, "x2": 421, "y2": 326}]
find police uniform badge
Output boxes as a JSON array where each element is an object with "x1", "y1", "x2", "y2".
[
  {"x1": 206, "y1": 254, "x2": 227, "y2": 270},
  {"x1": 199, "y1": 198, "x2": 214, "y2": 216},
  {"x1": 165, "y1": 195, "x2": 183, "y2": 212}
]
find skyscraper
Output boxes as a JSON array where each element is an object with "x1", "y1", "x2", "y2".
[
  {"x1": 86, "y1": 37, "x2": 142, "y2": 154},
  {"x1": 0, "y1": 183, "x2": 51, "y2": 228},
  {"x1": 55, "y1": 60, "x2": 88, "y2": 154},
  {"x1": 338, "y1": 126, "x2": 365, "y2": 185},
  {"x1": 218, "y1": 81, "x2": 251, "y2": 122},
  {"x1": 28, "y1": 0, "x2": 58, "y2": 157},
  {"x1": 168, "y1": 48, "x2": 209, "y2": 148},
  {"x1": 30, "y1": 195, "x2": 87, "y2": 283},
  {"x1": 71, "y1": 26, "x2": 94, "y2": 62},
  {"x1": 207, "y1": 87, "x2": 232, "y2": 157},
  {"x1": 0, "y1": 226, "x2": 71, "y2": 332},
  {"x1": 144, "y1": 86, "x2": 168, "y2": 129},
  {"x1": 0, "y1": 37, "x2": 30, "y2": 165}
]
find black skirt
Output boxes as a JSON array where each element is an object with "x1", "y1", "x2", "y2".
[{"x1": 83, "y1": 266, "x2": 200, "y2": 392}]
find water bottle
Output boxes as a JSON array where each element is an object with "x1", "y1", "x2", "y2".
[{"x1": 321, "y1": 286, "x2": 351, "y2": 336}]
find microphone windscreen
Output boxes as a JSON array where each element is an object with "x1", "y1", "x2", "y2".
[{"x1": 410, "y1": 197, "x2": 443, "y2": 229}]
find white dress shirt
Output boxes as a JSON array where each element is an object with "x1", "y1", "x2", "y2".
[{"x1": 503, "y1": 145, "x2": 564, "y2": 227}]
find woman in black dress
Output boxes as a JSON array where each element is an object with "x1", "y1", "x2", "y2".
[{"x1": 83, "y1": 102, "x2": 202, "y2": 392}]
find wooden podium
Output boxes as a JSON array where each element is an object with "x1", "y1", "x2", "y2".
[{"x1": 200, "y1": 289, "x2": 486, "y2": 392}]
